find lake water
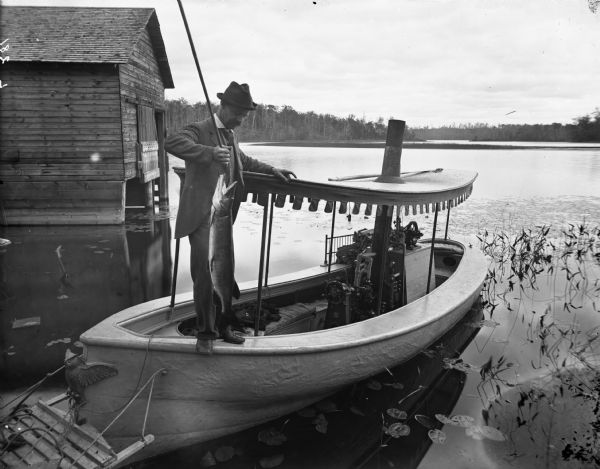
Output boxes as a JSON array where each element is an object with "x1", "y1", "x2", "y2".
[{"x1": 1, "y1": 143, "x2": 599, "y2": 468}]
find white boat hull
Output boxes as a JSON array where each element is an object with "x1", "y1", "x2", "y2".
[{"x1": 79, "y1": 240, "x2": 487, "y2": 462}]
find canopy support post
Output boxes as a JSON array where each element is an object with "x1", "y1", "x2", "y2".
[
  {"x1": 254, "y1": 194, "x2": 271, "y2": 335},
  {"x1": 444, "y1": 203, "x2": 451, "y2": 239},
  {"x1": 373, "y1": 205, "x2": 393, "y2": 315},
  {"x1": 426, "y1": 203, "x2": 439, "y2": 294},
  {"x1": 264, "y1": 195, "x2": 275, "y2": 286},
  {"x1": 327, "y1": 201, "x2": 337, "y2": 272}
]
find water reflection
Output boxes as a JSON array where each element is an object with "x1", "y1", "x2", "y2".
[{"x1": 0, "y1": 214, "x2": 172, "y2": 386}]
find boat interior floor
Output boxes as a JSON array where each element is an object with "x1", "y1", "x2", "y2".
[{"x1": 147, "y1": 241, "x2": 464, "y2": 339}]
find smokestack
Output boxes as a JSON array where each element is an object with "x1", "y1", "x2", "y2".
[{"x1": 375, "y1": 119, "x2": 405, "y2": 183}]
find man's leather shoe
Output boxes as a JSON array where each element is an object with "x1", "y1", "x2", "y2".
[{"x1": 220, "y1": 325, "x2": 245, "y2": 344}]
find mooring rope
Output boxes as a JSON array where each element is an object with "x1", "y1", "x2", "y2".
[
  {"x1": 0, "y1": 364, "x2": 65, "y2": 412},
  {"x1": 70, "y1": 367, "x2": 166, "y2": 467}
]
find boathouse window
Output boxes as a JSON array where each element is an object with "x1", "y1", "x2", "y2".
[{"x1": 137, "y1": 104, "x2": 160, "y2": 183}]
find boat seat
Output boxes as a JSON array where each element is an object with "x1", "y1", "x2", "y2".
[{"x1": 265, "y1": 299, "x2": 329, "y2": 335}]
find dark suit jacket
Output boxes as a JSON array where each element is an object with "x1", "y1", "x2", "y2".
[{"x1": 165, "y1": 118, "x2": 274, "y2": 239}]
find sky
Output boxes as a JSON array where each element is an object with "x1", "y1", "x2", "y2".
[{"x1": 3, "y1": 0, "x2": 600, "y2": 126}]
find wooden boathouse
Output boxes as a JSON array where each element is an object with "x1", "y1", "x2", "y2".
[{"x1": 0, "y1": 7, "x2": 174, "y2": 225}]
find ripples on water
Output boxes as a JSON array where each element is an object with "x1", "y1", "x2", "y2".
[{"x1": 1, "y1": 145, "x2": 599, "y2": 468}]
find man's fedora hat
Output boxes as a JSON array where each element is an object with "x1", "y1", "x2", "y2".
[{"x1": 217, "y1": 81, "x2": 258, "y2": 110}]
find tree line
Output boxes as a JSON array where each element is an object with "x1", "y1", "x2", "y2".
[
  {"x1": 411, "y1": 110, "x2": 600, "y2": 142},
  {"x1": 164, "y1": 98, "x2": 411, "y2": 142},
  {"x1": 164, "y1": 99, "x2": 600, "y2": 143}
]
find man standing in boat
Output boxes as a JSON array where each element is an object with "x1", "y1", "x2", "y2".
[{"x1": 165, "y1": 82, "x2": 295, "y2": 344}]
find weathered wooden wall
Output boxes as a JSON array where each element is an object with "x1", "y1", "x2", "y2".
[
  {"x1": 0, "y1": 62, "x2": 126, "y2": 224},
  {"x1": 0, "y1": 23, "x2": 170, "y2": 225},
  {"x1": 119, "y1": 27, "x2": 165, "y2": 181}
]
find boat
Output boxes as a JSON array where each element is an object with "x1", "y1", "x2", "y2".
[
  {"x1": 4, "y1": 120, "x2": 488, "y2": 466},
  {"x1": 143, "y1": 299, "x2": 484, "y2": 469}
]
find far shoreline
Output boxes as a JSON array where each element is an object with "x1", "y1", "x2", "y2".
[{"x1": 247, "y1": 141, "x2": 600, "y2": 150}]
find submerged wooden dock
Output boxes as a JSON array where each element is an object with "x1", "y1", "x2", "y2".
[{"x1": 1, "y1": 396, "x2": 152, "y2": 468}]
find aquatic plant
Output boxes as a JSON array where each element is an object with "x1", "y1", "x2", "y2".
[{"x1": 475, "y1": 222, "x2": 600, "y2": 465}]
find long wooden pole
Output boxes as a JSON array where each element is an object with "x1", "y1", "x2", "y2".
[
  {"x1": 177, "y1": 0, "x2": 223, "y2": 146},
  {"x1": 167, "y1": 239, "x2": 180, "y2": 321}
]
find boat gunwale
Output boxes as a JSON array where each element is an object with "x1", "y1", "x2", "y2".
[{"x1": 80, "y1": 239, "x2": 488, "y2": 355}]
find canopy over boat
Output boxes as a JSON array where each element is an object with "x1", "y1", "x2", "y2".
[
  {"x1": 241, "y1": 168, "x2": 477, "y2": 215},
  {"x1": 173, "y1": 119, "x2": 477, "y2": 215}
]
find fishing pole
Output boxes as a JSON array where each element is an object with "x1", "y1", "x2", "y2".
[{"x1": 168, "y1": 0, "x2": 225, "y2": 321}]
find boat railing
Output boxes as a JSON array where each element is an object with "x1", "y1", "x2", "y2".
[{"x1": 323, "y1": 233, "x2": 354, "y2": 265}]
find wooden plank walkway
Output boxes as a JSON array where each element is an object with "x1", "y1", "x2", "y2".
[{"x1": 1, "y1": 398, "x2": 151, "y2": 468}]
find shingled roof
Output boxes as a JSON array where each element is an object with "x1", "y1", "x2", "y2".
[{"x1": 1, "y1": 6, "x2": 174, "y2": 88}]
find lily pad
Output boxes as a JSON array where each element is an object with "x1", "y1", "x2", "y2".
[
  {"x1": 386, "y1": 422, "x2": 411, "y2": 438},
  {"x1": 435, "y1": 414, "x2": 453, "y2": 425},
  {"x1": 366, "y1": 379, "x2": 382, "y2": 390},
  {"x1": 386, "y1": 408, "x2": 407, "y2": 420},
  {"x1": 200, "y1": 451, "x2": 216, "y2": 467},
  {"x1": 465, "y1": 425, "x2": 486, "y2": 440},
  {"x1": 312, "y1": 413, "x2": 328, "y2": 434},
  {"x1": 428, "y1": 429, "x2": 447, "y2": 444},
  {"x1": 435, "y1": 413, "x2": 476, "y2": 428},
  {"x1": 258, "y1": 428, "x2": 287, "y2": 446},
  {"x1": 442, "y1": 358, "x2": 478, "y2": 373},
  {"x1": 450, "y1": 415, "x2": 475, "y2": 428},
  {"x1": 414, "y1": 414, "x2": 437, "y2": 429}
]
